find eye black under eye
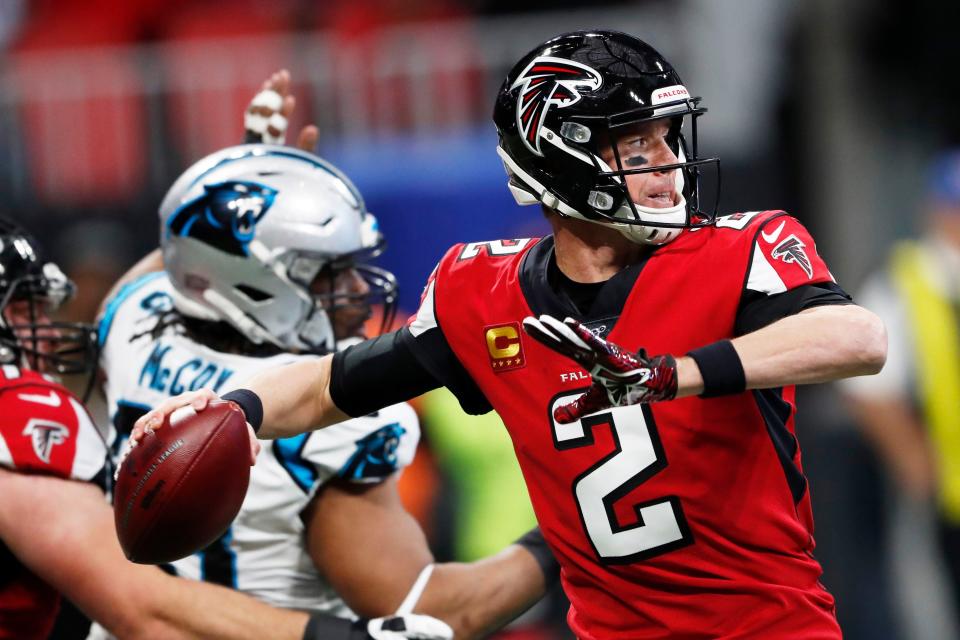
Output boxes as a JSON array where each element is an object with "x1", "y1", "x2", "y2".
[{"x1": 624, "y1": 155, "x2": 649, "y2": 167}]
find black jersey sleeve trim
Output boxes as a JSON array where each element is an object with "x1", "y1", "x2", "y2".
[
  {"x1": 735, "y1": 282, "x2": 853, "y2": 336},
  {"x1": 397, "y1": 327, "x2": 493, "y2": 415},
  {"x1": 330, "y1": 329, "x2": 442, "y2": 418}
]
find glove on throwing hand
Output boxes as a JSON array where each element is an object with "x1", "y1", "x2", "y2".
[{"x1": 522, "y1": 315, "x2": 678, "y2": 423}]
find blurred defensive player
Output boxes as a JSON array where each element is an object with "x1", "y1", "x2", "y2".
[{"x1": 96, "y1": 141, "x2": 555, "y2": 639}]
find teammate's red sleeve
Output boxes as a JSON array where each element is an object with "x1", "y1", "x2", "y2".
[{"x1": 0, "y1": 370, "x2": 106, "y2": 483}]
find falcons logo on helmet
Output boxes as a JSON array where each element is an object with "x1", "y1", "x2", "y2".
[
  {"x1": 771, "y1": 235, "x2": 813, "y2": 278},
  {"x1": 22, "y1": 418, "x2": 69, "y2": 464},
  {"x1": 511, "y1": 56, "x2": 603, "y2": 156}
]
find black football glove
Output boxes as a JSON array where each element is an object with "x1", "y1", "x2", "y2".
[{"x1": 522, "y1": 315, "x2": 678, "y2": 423}]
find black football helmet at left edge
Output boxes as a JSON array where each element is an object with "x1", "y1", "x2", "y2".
[
  {"x1": 0, "y1": 216, "x2": 98, "y2": 376},
  {"x1": 493, "y1": 30, "x2": 720, "y2": 245}
]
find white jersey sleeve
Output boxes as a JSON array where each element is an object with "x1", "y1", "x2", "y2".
[{"x1": 294, "y1": 403, "x2": 420, "y2": 488}]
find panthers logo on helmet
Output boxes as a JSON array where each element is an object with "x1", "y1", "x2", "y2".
[
  {"x1": 511, "y1": 56, "x2": 602, "y2": 156},
  {"x1": 166, "y1": 181, "x2": 278, "y2": 257}
]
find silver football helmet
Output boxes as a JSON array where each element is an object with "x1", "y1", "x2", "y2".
[{"x1": 158, "y1": 144, "x2": 396, "y2": 354}]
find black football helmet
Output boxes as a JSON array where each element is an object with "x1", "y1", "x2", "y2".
[
  {"x1": 493, "y1": 30, "x2": 720, "y2": 245},
  {"x1": 0, "y1": 217, "x2": 97, "y2": 375}
]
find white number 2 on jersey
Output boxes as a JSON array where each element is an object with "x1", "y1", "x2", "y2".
[{"x1": 550, "y1": 393, "x2": 693, "y2": 563}]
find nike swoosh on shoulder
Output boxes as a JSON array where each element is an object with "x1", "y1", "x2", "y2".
[
  {"x1": 17, "y1": 390, "x2": 62, "y2": 407},
  {"x1": 761, "y1": 221, "x2": 787, "y2": 244}
]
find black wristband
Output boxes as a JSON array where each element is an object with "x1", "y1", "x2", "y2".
[
  {"x1": 222, "y1": 389, "x2": 264, "y2": 434},
  {"x1": 686, "y1": 340, "x2": 746, "y2": 398},
  {"x1": 514, "y1": 527, "x2": 560, "y2": 585}
]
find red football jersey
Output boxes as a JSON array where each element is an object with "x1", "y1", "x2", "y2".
[
  {"x1": 408, "y1": 212, "x2": 843, "y2": 639},
  {"x1": 0, "y1": 365, "x2": 107, "y2": 640}
]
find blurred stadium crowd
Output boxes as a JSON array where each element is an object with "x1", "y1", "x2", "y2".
[{"x1": 2, "y1": 0, "x2": 960, "y2": 638}]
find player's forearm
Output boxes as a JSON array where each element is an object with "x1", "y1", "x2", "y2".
[
  {"x1": 307, "y1": 477, "x2": 435, "y2": 617},
  {"x1": 246, "y1": 354, "x2": 349, "y2": 439},
  {"x1": 417, "y1": 546, "x2": 548, "y2": 640},
  {"x1": 140, "y1": 578, "x2": 309, "y2": 640},
  {"x1": 727, "y1": 305, "x2": 886, "y2": 390}
]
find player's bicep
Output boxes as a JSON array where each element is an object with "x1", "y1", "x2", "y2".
[
  {"x1": 735, "y1": 282, "x2": 853, "y2": 335},
  {"x1": 304, "y1": 475, "x2": 433, "y2": 617}
]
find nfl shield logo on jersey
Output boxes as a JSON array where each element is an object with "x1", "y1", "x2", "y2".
[{"x1": 484, "y1": 322, "x2": 526, "y2": 373}]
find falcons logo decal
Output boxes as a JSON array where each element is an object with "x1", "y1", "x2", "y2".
[
  {"x1": 511, "y1": 56, "x2": 603, "y2": 156},
  {"x1": 771, "y1": 235, "x2": 813, "y2": 278},
  {"x1": 22, "y1": 419, "x2": 69, "y2": 464}
]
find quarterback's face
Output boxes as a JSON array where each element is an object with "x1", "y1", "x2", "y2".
[{"x1": 600, "y1": 119, "x2": 680, "y2": 210}]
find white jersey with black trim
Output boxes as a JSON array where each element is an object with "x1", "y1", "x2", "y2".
[{"x1": 97, "y1": 273, "x2": 420, "y2": 616}]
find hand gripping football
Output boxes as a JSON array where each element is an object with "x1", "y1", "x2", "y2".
[{"x1": 113, "y1": 401, "x2": 251, "y2": 564}]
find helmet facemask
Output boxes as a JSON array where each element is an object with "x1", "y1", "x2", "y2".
[
  {"x1": 284, "y1": 239, "x2": 398, "y2": 350},
  {"x1": 573, "y1": 99, "x2": 719, "y2": 244},
  {"x1": 499, "y1": 96, "x2": 719, "y2": 245},
  {"x1": 0, "y1": 262, "x2": 98, "y2": 377}
]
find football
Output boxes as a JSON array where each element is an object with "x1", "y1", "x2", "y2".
[{"x1": 113, "y1": 401, "x2": 251, "y2": 564}]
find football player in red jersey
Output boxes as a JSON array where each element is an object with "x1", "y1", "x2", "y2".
[
  {"x1": 0, "y1": 216, "x2": 458, "y2": 640},
  {"x1": 136, "y1": 31, "x2": 887, "y2": 639}
]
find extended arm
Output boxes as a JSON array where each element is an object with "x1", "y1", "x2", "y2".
[
  {"x1": 306, "y1": 477, "x2": 551, "y2": 639},
  {"x1": 681, "y1": 303, "x2": 888, "y2": 396},
  {"x1": 134, "y1": 327, "x2": 438, "y2": 440},
  {"x1": 131, "y1": 353, "x2": 343, "y2": 441},
  {"x1": 525, "y1": 303, "x2": 886, "y2": 423}
]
